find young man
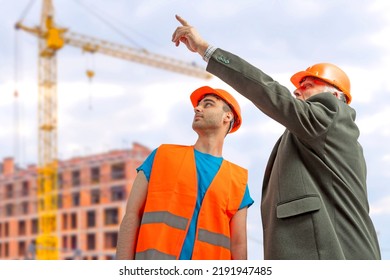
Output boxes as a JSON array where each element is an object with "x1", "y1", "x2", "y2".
[
  {"x1": 116, "y1": 85, "x2": 253, "y2": 260},
  {"x1": 172, "y1": 15, "x2": 381, "y2": 260}
]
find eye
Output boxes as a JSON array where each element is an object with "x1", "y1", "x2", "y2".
[{"x1": 300, "y1": 83, "x2": 313, "y2": 90}]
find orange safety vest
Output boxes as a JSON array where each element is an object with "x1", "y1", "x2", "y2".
[{"x1": 135, "y1": 144, "x2": 247, "y2": 260}]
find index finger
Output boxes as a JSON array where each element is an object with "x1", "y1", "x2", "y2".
[{"x1": 175, "y1": 14, "x2": 190, "y2": 26}]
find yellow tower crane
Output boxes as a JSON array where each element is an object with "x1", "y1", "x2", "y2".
[{"x1": 15, "y1": 0, "x2": 211, "y2": 260}]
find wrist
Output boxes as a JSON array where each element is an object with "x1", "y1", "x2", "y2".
[{"x1": 197, "y1": 43, "x2": 208, "y2": 55}]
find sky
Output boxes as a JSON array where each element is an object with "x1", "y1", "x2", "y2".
[{"x1": 1, "y1": 0, "x2": 389, "y2": 260}]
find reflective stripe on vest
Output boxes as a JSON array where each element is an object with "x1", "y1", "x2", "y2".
[
  {"x1": 135, "y1": 249, "x2": 176, "y2": 260},
  {"x1": 137, "y1": 211, "x2": 189, "y2": 260},
  {"x1": 141, "y1": 211, "x2": 188, "y2": 230},
  {"x1": 198, "y1": 228, "x2": 230, "y2": 250}
]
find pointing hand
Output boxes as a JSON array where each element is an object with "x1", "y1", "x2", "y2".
[{"x1": 171, "y1": 15, "x2": 209, "y2": 56}]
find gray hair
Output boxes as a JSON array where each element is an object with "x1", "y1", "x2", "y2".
[{"x1": 323, "y1": 85, "x2": 347, "y2": 103}]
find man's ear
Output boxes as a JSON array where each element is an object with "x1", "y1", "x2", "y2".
[
  {"x1": 224, "y1": 111, "x2": 234, "y2": 123},
  {"x1": 332, "y1": 92, "x2": 339, "y2": 98}
]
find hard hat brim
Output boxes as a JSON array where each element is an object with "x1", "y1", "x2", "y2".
[
  {"x1": 290, "y1": 70, "x2": 343, "y2": 91},
  {"x1": 190, "y1": 86, "x2": 218, "y2": 108},
  {"x1": 290, "y1": 71, "x2": 310, "y2": 89}
]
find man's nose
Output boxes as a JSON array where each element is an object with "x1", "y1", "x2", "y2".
[{"x1": 293, "y1": 89, "x2": 301, "y2": 98}]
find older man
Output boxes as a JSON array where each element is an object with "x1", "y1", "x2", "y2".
[{"x1": 172, "y1": 15, "x2": 381, "y2": 260}]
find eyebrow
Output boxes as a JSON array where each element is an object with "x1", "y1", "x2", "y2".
[
  {"x1": 198, "y1": 97, "x2": 217, "y2": 105},
  {"x1": 300, "y1": 77, "x2": 325, "y2": 85}
]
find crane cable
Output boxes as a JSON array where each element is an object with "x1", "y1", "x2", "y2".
[
  {"x1": 71, "y1": 0, "x2": 145, "y2": 49},
  {"x1": 85, "y1": 52, "x2": 95, "y2": 110},
  {"x1": 70, "y1": 0, "x2": 162, "y2": 110},
  {"x1": 13, "y1": 0, "x2": 38, "y2": 167},
  {"x1": 13, "y1": 29, "x2": 20, "y2": 166},
  {"x1": 17, "y1": 0, "x2": 38, "y2": 23},
  {"x1": 13, "y1": 25, "x2": 26, "y2": 168},
  {"x1": 71, "y1": 0, "x2": 162, "y2": 50}
]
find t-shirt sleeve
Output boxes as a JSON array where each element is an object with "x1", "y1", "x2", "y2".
[
  {"x1": 136, "y1": 148, "x2": 157, "y2": 182},
  {"x1": 239, "y1": 184, "x2": 254, "y2": 209}
]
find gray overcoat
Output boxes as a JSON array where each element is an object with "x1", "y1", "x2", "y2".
[{"x1": 207, "y1": 48, "x2": 381, "y2": 260}]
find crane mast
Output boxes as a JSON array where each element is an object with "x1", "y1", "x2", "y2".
[
  {"x1": 36, "y1": 0, "x2": 61, "y2": 260},
  {"x1": 15, "y1": 0, "x2": 211, "y2": 260}
]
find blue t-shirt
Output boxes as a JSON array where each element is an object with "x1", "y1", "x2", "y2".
[{"x1": 137, "y1": 148, "x2": 254, "y2": 260}]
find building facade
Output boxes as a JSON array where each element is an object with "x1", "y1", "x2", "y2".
[{"x1": 0, "y1": 143, "x2": 151, "y2": 260}]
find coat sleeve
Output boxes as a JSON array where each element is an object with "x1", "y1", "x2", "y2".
[{"x1": 207, "y1": 48, "x2": 339, "y2": 141}]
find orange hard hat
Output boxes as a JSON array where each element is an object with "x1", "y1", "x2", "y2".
[
  {"x1": 290, "y1": 63, "x2": 352, "y2": 104},
  {"x1": 190, "y1": 86, "x2": 242, "y2": 133}
]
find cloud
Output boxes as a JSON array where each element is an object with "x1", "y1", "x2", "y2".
[
  {"x1": 371, "y1": 196, "x2": 390, "y2": 215},
  {"x1": 358, "y1": 106, "x2": 390, "y2": 135}
]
